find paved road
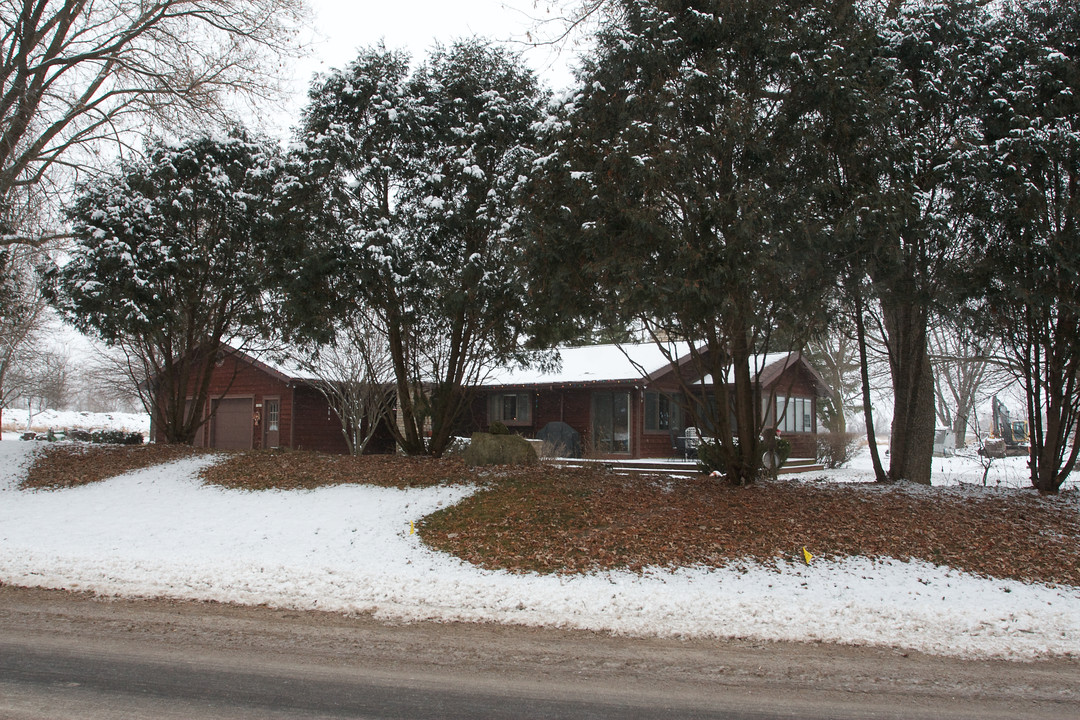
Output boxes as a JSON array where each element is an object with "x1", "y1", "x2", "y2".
[
  {"x1": 1, "y1": 641, "x2": 794, "y2": 720},
  {"x1": 1, "y1": 585, "x2": 1077, "y2": 719}
]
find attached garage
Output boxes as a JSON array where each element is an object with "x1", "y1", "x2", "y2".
[{"x1": 161, "y1": 346, "x2": 394, "y2": 455}]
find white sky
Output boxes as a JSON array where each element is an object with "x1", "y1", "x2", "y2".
[{"x1": 270, "y1": 0, "x2": 586, "y2": 139}]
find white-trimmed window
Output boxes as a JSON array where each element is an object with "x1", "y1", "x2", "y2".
[
  {"x1": 775, "y1": 395, "x2": 813, "y2": 433},
  {"x1": 489, "y1": 393, "x2": 532, "y2": 426}
]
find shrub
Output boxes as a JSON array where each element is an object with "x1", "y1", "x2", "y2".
[
  {"x1": 696, "y1": 439, "x2": 729, "y2": 475},
  {"x1": 90, "y1": 429, "x2": 145, "y2": 445},
  {"x1": 778, "y1": 437, "x2": 791, "y2": 463},
  {"x1": 488, "y1": 421, "x2": 510, "y2": 435},
  {"x1": 698, "y1": 437, "x2": 791, "y2": 477},
  {"x1": 816, "y1": 431, "x2": 859, "y2": 469}
]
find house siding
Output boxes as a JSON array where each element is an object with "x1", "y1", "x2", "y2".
[
  {"x1": 467, "y1": 354, "x2": 825, "y2": 461},
  {"x1": 759, "y1": 362, "x2": 819, "y2": 459},
  {"x1": 161, "y1": 352, "x2": 294, "y2": 450},
  {"x1": 290, "y1": 384, "x2": 349, "y2": 454},
  {"x1": 154, "y1": 349, "x2": 363, "y2": 455}
]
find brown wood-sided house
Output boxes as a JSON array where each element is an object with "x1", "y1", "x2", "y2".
[
  {"x1": 151, "y1": 347, "x2": 394, "y2": 453},
  {"x1": 462, "y1": 343, "x2": 831, "y2": 460}
]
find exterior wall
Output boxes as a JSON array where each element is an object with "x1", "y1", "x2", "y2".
[
  {"x1": 290, "y1": 384, "x2": 349, "y2": 454},
  {"x1": 468, "y1": 362, "x2": 823, "y2": 460},
  {"x1": 168, "y1": 353, "x2": 294, "y2": 450},
  {"x1": 468, "y1": 383, "x2": 682, "y2": 459},
  {"x1": 157, "y1": 352, "x2": 356, "y2": 455},
  {"x1": 760, "y1": 363, "x2": 820, "y2": 459}
]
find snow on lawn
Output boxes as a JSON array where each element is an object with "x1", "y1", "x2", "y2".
[
  {"x1": 1, "y1": 440, "x2": 1077, "y2": 661},
  {"x1": 822, "y1": 445, "x2": 1077, "y2": 491},
  {"x1": 1, "y1": 408, "x2": 150, "y2": 439}
]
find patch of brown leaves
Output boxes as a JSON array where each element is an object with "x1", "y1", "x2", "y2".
[
  {"x1": 199, "y1": 451, "x2": 472, "y2": 490},
  {"x1": 21, "y1": 443, "x2": 211, "y2": 490},
  {"x1": 20, "y1": 445, "x2": 1080, "y2": 587},
  {"x1": 420, "y1": 468, "x2": 1080, "y2": 587}
]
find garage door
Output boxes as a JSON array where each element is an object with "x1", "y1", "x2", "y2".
[{"x1": 212, "y1": 398, "x2": 253, "y2": 450}]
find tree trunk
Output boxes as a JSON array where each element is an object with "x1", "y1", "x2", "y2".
[
  {"x1": 854, "y1": 290, "x2": 887, "y2": 483},
  {"x1": 834, "y1": 403, "x2": 848, "y2": 435},
  {"x1": 952, "y1": 413, "x2": 969, "y2": 450},
  {"x1": 1026, "y1": 307, "x2": 1080, "y2": 494},
  {"x1": 881, "y1": 298, "x2": 935, "y2": 485},
  {"x1": 385, "y1": 319, "x2": 425, "y2": 456},
  {"x1": 729, "y1": 321, "x2": 761, "y2": 485}
]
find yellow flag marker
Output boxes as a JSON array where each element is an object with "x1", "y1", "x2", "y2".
[
  {"x1": 802, "y1": 546, "x2": 814, "y2": 565},
  {"x1": 409, "y1": 521, "x2": 415, "y2": 535}
]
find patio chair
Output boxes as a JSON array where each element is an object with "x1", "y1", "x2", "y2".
[{"x1": 683, "y1": 426, "x2": 700, "y2": 459}]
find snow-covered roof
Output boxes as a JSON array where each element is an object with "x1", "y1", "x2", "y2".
[
  {"x1": 696, "y1": 353, "x2": 807, "y2": 387},
  {"x1": 220, "y1": 345, "x2": 321, "y2": 383},
  {"x1": 249, "y1": 351, "x2": 321, "y2": 382},
  {"x1": 226, "y1": 342, "x2": 824, "y2": 394},
  {"x1": 480, "y1": 343, "x2": 813, "y2": 389},
  {"x1": 481, "y1": 342, "x2": 691, "y2": 387}
]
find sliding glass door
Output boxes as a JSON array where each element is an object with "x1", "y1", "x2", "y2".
[{"x1": 592, "y1": 391, "x2": 631, "y2": 454}]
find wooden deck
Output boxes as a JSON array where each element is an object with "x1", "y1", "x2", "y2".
[{"x1": 547, "y1": 457, "x2": 825, "y2": 477}]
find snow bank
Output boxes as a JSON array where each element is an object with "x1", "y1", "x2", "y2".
[{"x1": 1, "y1": 440, "x2": 1077, "y2": 660}]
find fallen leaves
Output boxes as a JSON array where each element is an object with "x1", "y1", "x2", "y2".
[
  {"x1": 21, "y1": 443, "x2": 211, "y2": 490},
  {"x1": 198, "y1": 450, "x2": 472, "y2": 490},
  {"x1": 19, "y1": 445, "x2": 1080, "y2": 588},
  {"x1": 421, "y1": 468, "x2": 1080, "y2": 587}
]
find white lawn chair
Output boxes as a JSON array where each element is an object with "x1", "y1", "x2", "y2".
[{"x1": 683, "y1": 427, "x2": 700, "y2": 459}]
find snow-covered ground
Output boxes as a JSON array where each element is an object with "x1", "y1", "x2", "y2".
[
  {"x1": 831, "y1": 444, "x2": 1077, "y2": 491},
  {"x1": 1, "y1": 408, "x2": 150, "y2": 439},
  {"x1": 0, "y1": 440, "x2": 1077, "y2": 660}
]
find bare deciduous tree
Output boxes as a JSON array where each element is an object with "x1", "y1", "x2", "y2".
[
  {"x1": 807, "y1": 316, "x2": 864, "y2": 435},
  {"x1": 0, "y1": 0, "x2": 309, "y2": 246},
  {"x1": 929, "y1": 321, "x2": 1009, "y2": 449},
  {"x1": 10, "y1": 346, "x2": 69, "y2": 427},
  {"x1": 291, "y1": 315, "x2": 396, "y2": 456},
  {"x1": 0, "y1": 239, "x2": 53, "y2": 426},
  {"x1": 71, "y1": 347, "x2": 145, "y2": 413}
]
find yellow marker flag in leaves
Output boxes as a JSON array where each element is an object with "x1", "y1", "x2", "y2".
[
  {"x1": 802, "y1": 546, "x2": 814, "y2": 565},
  {"x1": 409, "y1": 521, "x2": 415, "y2": 535}
]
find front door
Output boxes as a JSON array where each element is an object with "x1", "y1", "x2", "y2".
[
  {"x1": 592, "y1": 391, "x2": 630, "y2": 454},
  {"x1": 264, "y1": 398, "x2": 280, "y2": 448}
]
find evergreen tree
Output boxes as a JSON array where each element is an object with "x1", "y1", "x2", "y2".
[
  {"x1": 523, "y1": 0, "x2": 858, "y2": 483},
  {"x1": 45, "y1": 131, "x2": 287, "y2": 444},
  {"x1": 975, "y1": 0, "x2": 1080, "y2": 493},
  {"x1": 830, "y1": 0, "x2": 994, "y2": 484},
  {"x1": 290, "y1": 40, "x2": 545, "y2": 456}
]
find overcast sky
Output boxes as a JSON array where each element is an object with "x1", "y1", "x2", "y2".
[{"x1": 271, "y1": 0, "x2": 586, "y2": 138}]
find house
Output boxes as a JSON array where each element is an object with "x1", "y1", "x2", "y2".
[
  {"x1": 152, "y1": 347, "x2": 394, "y2": 453},
  {"x1": 461, "y1": 343, "x2": 831, "y2": 459}
]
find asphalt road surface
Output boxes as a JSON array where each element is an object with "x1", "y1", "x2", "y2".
[{"x1": 0, "y1": 585, "x2": 1077, "y2": 719}]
